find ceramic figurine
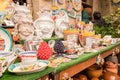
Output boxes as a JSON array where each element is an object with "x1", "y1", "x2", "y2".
[
  {"x1": 12, "y1": 13, "x2": 34, "y2": 40},
  {"x1": 55, "y1": 9, "x2": 69, "y2": 38},
  {"x1": 34, "y1": 7, "x2": 54, "y2": 39},
  {"x1": 5, "y1": 6, "x2": 15, "y2": 20},
  {"x1": 12, "y1": 3, "x2": 31, "y2": 24}
]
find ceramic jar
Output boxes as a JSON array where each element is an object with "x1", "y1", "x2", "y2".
[
  {"x1": 34, "y1": 7, "x2": 54, "y2": 39},
  {"x1": 102, "y1": 71, "x2": 120, "y2": 80},
  {"x1": 86, "y1": 64, "x2": 102, "y2": 79},
  {"x1": 55, "y1": 9, "x2": 69, "y2": 38}
]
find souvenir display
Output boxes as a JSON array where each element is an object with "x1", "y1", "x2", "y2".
[
  {"x1": 0, "y1": 0, "x2": 120, "y2": 80},
  {"x1": 34, "y1": 7, "x2": 54, "y2": 39},
  {"x1": 0, "y1": 27, "x2": 12, "y2": 51},
  {"x1": 55, "y1": 9, "x2": 69, "y2": 38}
]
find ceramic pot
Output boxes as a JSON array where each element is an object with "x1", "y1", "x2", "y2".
[
  {"x1": 86, "y1": 64, "x2": 102, "y2": 79},
  {"x1": 102, "y1": 71, "x2": 120, "y2": 80},
  {"x1": 91, "y1": 77, "x2": 99, "y2": 80},
  {"x1": 79, "y1": 74, "x2": 87, "y2": 80}
]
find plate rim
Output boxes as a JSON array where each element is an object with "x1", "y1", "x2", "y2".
[{"x1": 0, "y1": 27, "x2": 12, "y2": 51}]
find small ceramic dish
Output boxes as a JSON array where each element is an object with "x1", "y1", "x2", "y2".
[{"x1": 65, "y1": 54, "x2": 79, "y2": 59}]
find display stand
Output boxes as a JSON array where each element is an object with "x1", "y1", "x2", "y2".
[{"x1": 52, "y1": 42, "x2": 120, "y2": 80}]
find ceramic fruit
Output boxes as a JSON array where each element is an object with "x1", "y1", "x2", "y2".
[{"x1": 38, "y1": 42, "x2": 53, "y2": 60}]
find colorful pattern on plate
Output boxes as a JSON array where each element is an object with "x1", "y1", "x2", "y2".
[{"x1": 0, "y1": 27, "x2": 12, "y2": 51}]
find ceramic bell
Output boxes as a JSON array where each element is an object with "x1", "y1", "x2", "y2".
[
  {"x1": 34, "y1": 7, "x2": 54, "y2": 39},
  {"x1": 55, "y1": 9, "x2": 69, "y2": 38}
]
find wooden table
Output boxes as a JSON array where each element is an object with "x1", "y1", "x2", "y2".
[{"x1": 52, "y1": 42, "x2": 120, "y2": 80}]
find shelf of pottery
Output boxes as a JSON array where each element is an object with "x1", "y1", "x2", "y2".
[{"x1": 0, "y1": 0, "x2": 120, "y2": 79}]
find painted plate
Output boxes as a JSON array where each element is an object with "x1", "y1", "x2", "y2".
[
  {"x1": 0, "y1": 27, "x2": 12, "y2": 51},
  {"x1": 8, "y1": 60, "x2": 49, "y2": 75}
]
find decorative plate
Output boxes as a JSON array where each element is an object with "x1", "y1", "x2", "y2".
[
  {"x1": 0, "y1": 27, "x2": 12, "y2": 51},
  {"x1": 8, "y1": 60, "x2": 49, "y2": 75}
]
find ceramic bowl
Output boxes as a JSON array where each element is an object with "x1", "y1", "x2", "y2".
[{"x1": 20, "y1": 51, "x2": 37, "y2": 65}]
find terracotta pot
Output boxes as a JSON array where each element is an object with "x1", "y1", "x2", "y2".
[
  {"x1": 73, "y1": 77, "x2": 79, "y2": 80},
  {"x1": 79, "y1": 74, "x2": 87, "y2": 80},
  {"x1": 86, "y1": 64, "x2": 102, "y2": 79},
  {"x1": 91, "y1": 77, "x2": 99, "y2": 80},
  {"x1": 102, "y1": 71, "x2": 120, "y2": 80}
]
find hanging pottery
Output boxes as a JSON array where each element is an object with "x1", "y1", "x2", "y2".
[
  {"x1": 66, "y1": 0, "x2": 77, "y2": 18},
  {"x1": 34, "y1": 7, "x2": 54, "y2": 39},
  {"x1": 55, "y1": 9, "x2": 69, "y2": 38},
  {"x1": 71, "y1": 0, "x2": 82, "y2": 12},
  {"x1": 57, "y1": 0, "x2": 64, "y2": 4}
]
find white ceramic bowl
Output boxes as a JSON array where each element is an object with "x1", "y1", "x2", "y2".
[{"x1": 20, "y1": 51, "x2": 37, "y2": 65}]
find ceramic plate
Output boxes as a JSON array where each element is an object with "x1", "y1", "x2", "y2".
[
  {"x1": 0, "y1": 27, "x2": 12, "y2": 51},
  {"x1": 65, "y1": 54, "x2": 79, "y2": 59},
  {"x1": 0, "y1": 52, "x2": 17, "y2": 73},
  {"x1": 8, "y1": 60, "x2": 49, "y2": 75}
]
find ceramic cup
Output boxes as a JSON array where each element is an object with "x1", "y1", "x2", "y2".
[{"x1": 20, "y1": 51, "x2": 37, "y2": 66}]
